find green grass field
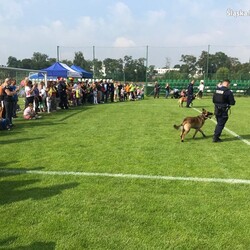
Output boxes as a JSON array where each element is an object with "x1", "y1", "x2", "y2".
[{"x1": 1, "y1": 96, "x2": 250, "y2": 249}]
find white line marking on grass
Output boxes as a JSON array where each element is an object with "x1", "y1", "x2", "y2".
[
  {"x1": 193, "y1": 107, "x2": 250, "y2": 146},
  {"x1": 1, "y1": 169, "x2": 250, "y2": 185}
]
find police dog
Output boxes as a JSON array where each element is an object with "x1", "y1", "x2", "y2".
[
  {"x1": 178, "y1": 95, "x2": 195, "y2": 107},
  {"x1": 173, "y1": 108, "x2": 213, "y2": 142},
  {"x1": 178, "y1": 96, "x2": 188, "y2": 107}
]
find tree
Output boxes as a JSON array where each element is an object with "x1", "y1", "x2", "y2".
[
  {"x1": 61, "y1": 59, "x2": 73, "y2": 66},
  {"x1": 216, "y1": 67, "x2": 230, "y2": 80},
  {"x1": 91, "y1": 59, "x2": 103, "y2": 79},
  {"x1": 20, "y1": 59, "x2": 32, "y2": 69},
  {"x1": 123, "y1": 55, "x2": 147, "y2": 82},
  {"x1": 213, "y1": 52, "x2": 231, "y2": 70},
  {"x1": 196, "y1": 50, "x2": 208, "y2": 76},
  {"x1": 103, "y1": 58, "x2": 123, "y2": 80},
  {"x1": 180, "y1": 54, "x2": 197, "y2": 76},
  {"x1": 170, "y1": 71, "x2": 185, "y2": 80},
  {"x1": 147, "y1": 65, "x2": 156, "y2": 81},
  {"x1": 165, "y1": 57, "x2": 171, "y2": 69},
  {"x1": 234, "y1": 62, "x2": 250, "y2": 80},
  {"x1": 133, "y1": 58, "x2": 146, "y2": 82},
  {"x1": 31, "y1": 52, "x2": 50, "y2": 69},
  {"x1": 47, "y1": 58, "x2": 57, "y2": 65},
  {"x1": 196, "y1": 51, "x2": 240, "y2": 79},
  {"x1": 73, "y1": 51, "x2": 92, "y2": 71},
  {"x1": 7, "y1": 56, "x2": 21, "y2": 68}
]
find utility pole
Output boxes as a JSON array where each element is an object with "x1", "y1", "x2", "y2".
[
  {"x1": 206, "y1": 44, "x2": 210, "y2": 83},
  {"x1": 57, "y1": 46, "x2": 60, "y2": 62},
  {"x1": 93, "y1": 46, "x2": 95, "y2": 79},
  {"x1": 145, "y1": 45, "x2": 149, "y2": 95}
]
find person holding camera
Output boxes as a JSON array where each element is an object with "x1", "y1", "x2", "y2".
[
  {"x1": 212, "y1": 79, "x2": 236, "y2": 142},
  {"x1": 25, "y1": 80, "x2": 35, "y2": 108}
]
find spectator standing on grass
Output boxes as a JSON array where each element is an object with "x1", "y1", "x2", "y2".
[
  {"x1": 125, "y1": 83, "x2": 130, "y2": 100},
  {"x1": 93, "y1": 87, "x2": 98, "y2": 104},
  {"x1": 33, "y1": 83, "x2": 40, "y2": 113},
  {"x1": 114, "y1": 82, "x2": 118, "y2": 102},
  {"x1": 165, "y1": 83, "x2": 170, "y2": 98},
  {"x1": 154, "y1": 81, "x2": 160, "y2": 98},
  {"x1": 197, "y1": 80, "x2": 205, "y2": 99},
  {"x1": 10, "y1": 79, "x2": 19, "y2": 118},
  {"x1": 58, "y1": 78, "x2": 68, "y2": 109},
  {"x1": 103, "y1": 80, "x2": 109, "y2": 103},
  {"x1": 186, "y1": 80, "x2": 195, "y2": 108},
  {"x1": 75, "y1": 83, "x2": 82, "y2": 106},
  {"x1": 46, "y1": 81, "x2": 57, "y2": 112},
  {"x1": 81, "y1": 82, "x2": 87, "y2": 105},
  {"x1": 109, "y1": 82, "x2": 115, "y2": 102},
  {"x1": 212, "y1": 79, "x2": 236, "y2": 143},
  {"x1": 0, "y1": 82, "x2": 4, "y2": 117},
  {"x1": 118, "y1": 82, "x2": 122, "y2": 101},
  {"x1": 25, "y1": 80, "x2": 35, "y2": 108},
  {"x1": 39, "y1": 81, "x2": 46, "y2": 112},
  {"x1": 129, "y1": 83, "x2": 135, "y2": 100},
  {"x1": 2, "y1": 78, "x2": 19, "y2": 127},
  {"x1": 141, "y1": 86, "x2": 145, "y2": 100}
]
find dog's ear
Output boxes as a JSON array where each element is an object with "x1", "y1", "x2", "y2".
[{"x1": 202, "y1": 108, "x2": 205, "y2": 112}]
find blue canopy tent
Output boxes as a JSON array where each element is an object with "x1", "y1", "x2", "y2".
[
  {"x1": 29, "y1": 62, "x2": 82, "y2": 79},
  {"x1": 41, "y1": 62, "x2": 82, "y2": 78},
  {"x1": 29, "y1": 72, "x2": 47, "y2": 80},
  {"x1": 71, "y1": 65, "x2": 93, "y2": 78}
]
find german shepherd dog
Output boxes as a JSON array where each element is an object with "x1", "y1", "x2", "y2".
[
  {"x1": 173, "y1": 108, "x2": 213, "y2": 142},
  {"x1": 178, "y1": 95, "x2": 196, "y2": 107}
]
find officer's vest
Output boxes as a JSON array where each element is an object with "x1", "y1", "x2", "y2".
[{"x1": 213, "y1": 88, "x2": 226, "y2": 105}]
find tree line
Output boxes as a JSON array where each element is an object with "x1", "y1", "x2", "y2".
[{"x1": 2, "y1": 50, "x2": 250, "y2": 81}]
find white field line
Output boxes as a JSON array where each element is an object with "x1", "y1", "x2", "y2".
[
  {"x1": 192, "y1": 107, "x2": 250, "y2": 146},
  {"x1": 1, "y1": 169, "x2": 250, "y2": 185}
]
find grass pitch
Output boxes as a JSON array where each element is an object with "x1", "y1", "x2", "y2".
[{"x1": 1, "y1": 96, "x2": 250, "y2": 249}]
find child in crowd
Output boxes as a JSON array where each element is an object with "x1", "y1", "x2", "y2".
[
  {"x1": 75, "y1": 84, "x2": 82, "y2": 106},
  {"x1": 23, "y1": 103, "x2": 41, "y2": 120},
  {"x1": 93, "y1": 87, "x2": 98, "y2": 104},
  {"x1": 39, "y1": 82, "x2": 46, "y2": 112}
]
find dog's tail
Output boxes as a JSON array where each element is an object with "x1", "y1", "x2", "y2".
[{"x1": 173, "y1": 124, "x2": 182, "y2": 130}]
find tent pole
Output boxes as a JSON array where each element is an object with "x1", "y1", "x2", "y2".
[
  {"x1": 57, "y1": 46, "x2": 60, "y2": 62},
  {"x1": 93, "y1": 46, "x2": 95, "y2": 79}
]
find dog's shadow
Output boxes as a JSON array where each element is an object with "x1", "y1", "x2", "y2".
[
  {"x1": 192, "y1": 135, "x2": 213, "y2": 141},
  {"x1": 221, "y1": 135, "x2": 250, "y2": 142},
  {"x1": 193, "y1": 134, "x2": 250, "y2": 142}
]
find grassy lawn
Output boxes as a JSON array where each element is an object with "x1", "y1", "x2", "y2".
[{"x1": 1, "y1": 96, "x2": 250, "y2": 249}]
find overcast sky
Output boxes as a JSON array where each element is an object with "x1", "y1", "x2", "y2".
[{"x1": 1, "y1": 0, "x2": 250, "y2": 67}]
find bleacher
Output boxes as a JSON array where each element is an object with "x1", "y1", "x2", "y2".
[{"x1": 147, "y1": 79, "x2": 250, "y2": 96}]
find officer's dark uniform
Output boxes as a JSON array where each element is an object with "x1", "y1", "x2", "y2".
[
  {"x1": 186, "y1": 82, "x2": 194, "y2": 107},
  {"x1": 212, "y1": 84, "x2": 235, "y2": 142},
  {"x1": 58, "y1": 80, "x2": 68, "y2": 109}
]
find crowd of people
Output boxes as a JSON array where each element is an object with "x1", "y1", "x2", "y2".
[
  {"x1": 0, "y1": 76, "x2": 236, "y2": 144},
  {"x1": 153, "y1": 80, "x2": 205, "y2": 100},
  {"x1": 0, "y1": 77, "x2": 144, "y2": 130}
]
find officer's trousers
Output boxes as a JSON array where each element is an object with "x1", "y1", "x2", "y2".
[
  {"x1": 186, "y1": 95, "x2": 193, "y2": 107},
  {"x1": 214, "y1": 115, "x2": 228, "y2": 139}
]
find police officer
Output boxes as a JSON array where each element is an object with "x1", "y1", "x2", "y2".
[
  {"x1": 57, "y1": 77, "x2": 68, "y2": 109},
  {"x1": 212, "y1": 79, "x2": 235, "y2": 142},
  {"x1": 186, "y1": 80, "x2": 195, "y2": 108}
]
